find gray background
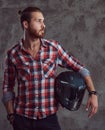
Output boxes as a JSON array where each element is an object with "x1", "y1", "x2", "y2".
[{"x1": 0, "y1": 0, "x2": 105, "y2": 130}]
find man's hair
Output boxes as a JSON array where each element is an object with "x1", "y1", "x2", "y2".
[{"x1": 18, "y1": 6, "x2": 43, "y2": 28}]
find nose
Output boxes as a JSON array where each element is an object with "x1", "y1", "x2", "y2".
[
  {"x1": 42, "y1": 22, "x2": 46, "y2": 28},
  {"x1": 41, "y1": 21, "x2": 45, "y2": 28}
]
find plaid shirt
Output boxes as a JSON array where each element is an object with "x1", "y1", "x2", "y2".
[{"x1": 3, "y1": 38, "x2": 84, "y2": 119}]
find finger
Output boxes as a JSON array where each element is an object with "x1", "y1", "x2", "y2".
[
  {"x1": 88, "y1": 108, "x2": 94, "y2": 118},
  {"x1": 94, "y1": 106, "x2": 98, "y2": 114},
  {"x1": 88, "y1": 106, "x2": 97, "y2": 118}
]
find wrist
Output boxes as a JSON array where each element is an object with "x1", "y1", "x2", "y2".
[
  {"x1": 7, "y1": 113, "x2": 14, "y2": 118},
  {"x1": 88, "y1": 91, "x2": 98, "y2": 96},
  {"x1": 7, "y1": 113, "x2": 15, "y2": 124}
]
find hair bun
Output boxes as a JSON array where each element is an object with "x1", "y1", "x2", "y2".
[{"x1": 18, "y1": 10, "x2": 22, "y2": 15}]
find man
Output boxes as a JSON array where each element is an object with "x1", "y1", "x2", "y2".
[{"x1": 2, "y1": 6, "x2": 98, "y2": 130}]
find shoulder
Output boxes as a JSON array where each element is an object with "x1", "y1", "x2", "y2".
[
  {"x1": 7, "y1": 42, "x2": 20, "y2": 56},
  {"x1": 42, "y1": 38, "x2": 59, "y2": 48}
]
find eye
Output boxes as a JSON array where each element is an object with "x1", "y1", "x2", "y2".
[
  {"x1": 37, "y1": 19, "x2": 41, "y2": 22},
  {"x1": 35, "y1": 19, "x2": 42, "y2": 23},
  {"x1": 35, "y1": 18, "x2": 45, "y2": 23}
]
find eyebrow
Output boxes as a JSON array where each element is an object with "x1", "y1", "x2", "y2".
[{"x1": 34, "y1": 18, "x2": 45, "y2": 21}]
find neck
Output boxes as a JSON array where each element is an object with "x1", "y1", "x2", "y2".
[{"x1": 23, "y1": 36, "x2": 41, "y2": 50}]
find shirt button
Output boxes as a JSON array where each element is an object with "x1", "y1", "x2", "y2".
[
  {"x1": 36, "y1": 94, "x2": 38, "y2": 97},
  {"x1": 36, "y1": 107, "x2": 39, "y2": 109}
]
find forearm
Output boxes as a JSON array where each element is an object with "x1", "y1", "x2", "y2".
[
  {"x1": 84, "y1": 75, "x2": 96, "y2": 92},
  {"x1": 79, "y1": 67, "x2": 96, "y2": 92},
  {"x1": 4, "y1": 100, "x2": 14, "y2": 114},
  {"x1": 4, "y1": 100, "x2": 15, "y2": 125}
]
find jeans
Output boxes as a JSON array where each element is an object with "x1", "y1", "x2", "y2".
[{"x1": 13, "y1": 114, "x2": 61, "y2": 130}]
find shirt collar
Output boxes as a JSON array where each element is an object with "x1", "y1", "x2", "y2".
[
  {"x1": 40, "y1": 38, "x2": 47, "y2": 48},
  {"x1": 19, "y1": 38, "x2": 47, "y2": 50}
]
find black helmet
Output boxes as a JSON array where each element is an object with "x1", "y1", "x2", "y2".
[{"x1": 55, "y1": 71, "x2": 86, "y2": 111}]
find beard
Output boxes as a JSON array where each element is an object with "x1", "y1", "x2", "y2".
[{"x1": 28, "y1": 27, "x2": 46, "y2": 39}]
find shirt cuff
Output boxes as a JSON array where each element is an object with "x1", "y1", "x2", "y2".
[
  {"x1": 2, "y1": 91, "x2": 15, "y2": 104},
  {"x1": 79, "y1": 67, "x2": 90, "y2": 77}
]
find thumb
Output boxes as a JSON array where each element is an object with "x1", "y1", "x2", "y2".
[{"x1": 86, "y1": 100, "x2": 90, "y2": 111}]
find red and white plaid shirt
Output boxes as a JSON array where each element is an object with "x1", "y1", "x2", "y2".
[{"x1": 3, "y1": 38, "x2": 84, "y2": 119}]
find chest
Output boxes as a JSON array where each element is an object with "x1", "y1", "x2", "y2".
[
  {"x1": 13, "y1": 46, "x2": 58, "y2": 78},
  {"x1": 12, "y1": 45, "x2": 58, "y2": 66},
  {"x1": 27, "y1": 46, "x2": 40, "y2": 58}
]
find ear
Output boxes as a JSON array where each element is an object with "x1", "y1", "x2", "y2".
[{"x1": 23, "y1": 21, "x2": 28, "y2": 29}]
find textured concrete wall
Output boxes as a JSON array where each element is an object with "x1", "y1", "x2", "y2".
[{"x1": 0, "y1": 0, "x2": 105, "y2": 130}]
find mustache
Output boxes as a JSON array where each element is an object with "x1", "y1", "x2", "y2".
[
  {"x1": 40, "y1": 29, "x2": 46, "y2": 34},
  {"x1": 40, "y1": 27, "x2": 45, "y2": 31}
]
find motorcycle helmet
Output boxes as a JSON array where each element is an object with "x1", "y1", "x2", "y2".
[{"x1": 55, "y1": 71, "x2": 86, "y2": 111}]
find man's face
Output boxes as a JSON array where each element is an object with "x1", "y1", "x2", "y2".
[{"x1": 26, "y1": 11, "x2": 46, "y2": 38}]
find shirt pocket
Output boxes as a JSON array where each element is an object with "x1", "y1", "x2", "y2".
[
  {"x1": 16, "y1": 62, "x2": 31, "y2": 81},
  {"x1": 42, "y1": 59, "x2": 56, "y2": 78}
]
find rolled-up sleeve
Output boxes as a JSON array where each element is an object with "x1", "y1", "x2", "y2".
[
  {"x1": 2, "y1": 52, "x2": 16, "y2": 104},
  {"x1": 79, "y1": 67, "x2": 90, "y2": 77}
]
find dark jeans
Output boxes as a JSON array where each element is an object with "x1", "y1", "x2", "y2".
[{"x1": 13, "y1": 114, "x2": 61, "y2": 130}]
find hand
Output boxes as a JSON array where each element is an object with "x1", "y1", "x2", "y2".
[
  {"x1": 86, "y1": 94, "x2": 98, "y2": 118},
  {"x1": 7, "y1": 113, "x2": 15, "y2": 125}
]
